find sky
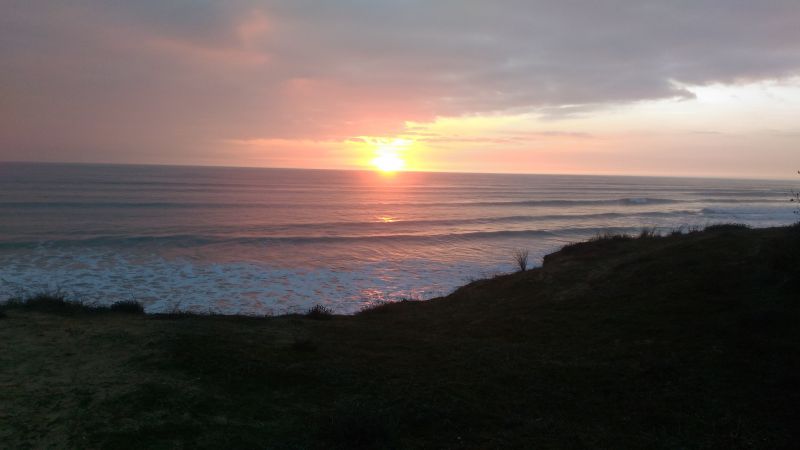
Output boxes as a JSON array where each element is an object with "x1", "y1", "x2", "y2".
[{"x1": 1, "y1": 0, "x2": 799, "y2": 179}]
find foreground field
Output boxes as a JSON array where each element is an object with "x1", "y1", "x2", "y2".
[{"x1": 1, "y1": 225, "x2": 799, "y2": 449}]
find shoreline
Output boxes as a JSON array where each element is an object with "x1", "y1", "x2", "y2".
[{"x1": 2, "y1": 223, "x2": 794, "y2": 317}]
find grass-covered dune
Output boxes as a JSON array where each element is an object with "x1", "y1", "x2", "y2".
[{"x1": 1, "y1": 225, "x2": 799, "y2": 449}]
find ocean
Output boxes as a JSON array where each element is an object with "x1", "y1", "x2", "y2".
[{"x1": 0, "y1": 162, "x2": 796, "y2": 314}]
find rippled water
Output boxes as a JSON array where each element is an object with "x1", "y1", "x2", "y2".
[{"x1": 0, "y1": 163, "x2": 796, "y2": 314}]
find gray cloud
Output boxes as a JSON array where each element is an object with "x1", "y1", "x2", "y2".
[{"x1": 1, "y1": 0, "x2": 799, "y2": 161}]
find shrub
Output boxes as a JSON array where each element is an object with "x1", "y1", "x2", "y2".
[
  {"x1": 2, "y1": 292, "x2": 102, "y2": 315},
  {"x1": 638, "y1": 227, "x2": 659, "y2": 239},
  {"x1": 109, "y1": 300, "x2": 145, "y2": 314},
  {"x1": 2, "y1": 292, "x2": 147, "y2": 315},
  {"x1": 513, "y1": 249, "x2": 529, "y2": 272},
  {"x1": 306, "y1": 304, "x2": 333, "y2": 320},
  {"x1": 705, "y1": 223, "x2": 750, "y2": 232},
  {"x1": 590, "y1": 232, "x2": 633, "y2": 242},
  {"x1": 18, "y1": 292, "x2": 69, "y2": 309},
  {"x1": 792, "y1": 170, "x2": 800, "y2": 217},
  {"x1": 669, "y1": 226, "x2": 685, "y2": 237},
  {"x1": 358, "y1": 301, "x2": 391, "y2": 315}
]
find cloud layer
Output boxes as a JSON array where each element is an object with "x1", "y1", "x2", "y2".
[{"x1": 2, "y1": 0, "x2": 800, "y2": 165}]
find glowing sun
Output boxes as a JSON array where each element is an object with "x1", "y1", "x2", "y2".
[
  {"x1": 360, "y1": 138, "x2": 412, "y2": 173},
  {"x1": 372, "y1": 151, "x2": 406, "y2": 172}
]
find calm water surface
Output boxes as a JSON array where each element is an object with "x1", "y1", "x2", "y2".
[{"x1": 0, "y1": 163, "x2": 796, "y2": 313}]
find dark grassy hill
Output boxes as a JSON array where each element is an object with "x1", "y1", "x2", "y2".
[{"x1": 1, "y1": 225, "x2": 799, "y2": 449}]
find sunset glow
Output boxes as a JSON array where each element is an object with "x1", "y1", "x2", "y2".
[
  {"x1": 372, "y1": 152, "x2": 405, "y2": 172},
  {"x1": 366, "y1": 138, "x2": 412, "y2": 173},
  {"x1": 1, "y1": 2, "x2": 799, "y2": 178}
]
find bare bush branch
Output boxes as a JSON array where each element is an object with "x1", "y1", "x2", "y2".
[{"x1": 513, "y1": 249, "x2": 529, "y2": 272}]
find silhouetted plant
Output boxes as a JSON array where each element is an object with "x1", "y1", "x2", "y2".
[
  {"x1": 687, "y1": 225, "x2": 702, "y2": 234},
  {"x1": 2, "y1": 291, "x2": 104, "y2": 315},
  {"x1": 358, "y1": 301, "x2": 391, "y2": 315},
  {"x1": 109, "y1": 300, "x2": 145, "y2": 314},
  {"x1": 705, "y1": 223, "x2": 750, "y2": 232},
  {"x1": 513, "y1": 249, "x2": 529, "y2": 271},
  {"x1": 792, "y1": 171, "x2": 800, "y2": 217},
  {"x1": 590, "y1": 231, "x2": 633, "y2": 242},
  {"x1": 1, "y1": 292, "x2": 149, "y2": 315},
  {"x1": 306, "y1": 304, "x2": 333, "y2": 319},
  {"x1": 638, "y1": 227, "x2": 659, "y2": 239}
]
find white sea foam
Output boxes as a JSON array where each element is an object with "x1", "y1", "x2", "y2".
[{"x1": 0, "y1": 249, "x2": 510, "y2": 314}]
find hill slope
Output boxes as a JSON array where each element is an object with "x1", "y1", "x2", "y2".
[{"x1": 1, "y1": 225, "x2": 799, "y2": 449}]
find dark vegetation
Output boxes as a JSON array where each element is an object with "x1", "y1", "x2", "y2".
[
  {"x1": 584, "y1": 223, "x2": 750, "y2": 246},
  {"x1": 512, "y1": 248, "x2": 529, "y2": 271},
  {"x1": 1, "y1": 292, "x2": 147, "y2": 316},
  {"x1": 792, "y1": 171, "x2": 800, "y2": 216},
  {"x1": 2, "y1": 225, "x2": 799, "y2": 448},
  {"x1": 109, "y1": 300, "x2": 146, "y2": 314},
  {"x1": 637, "y1": 225, "x2": 659, "y2": 238},
  {"x1": 305, "y1": 304, "x2": 334, "y2": 319},
  {"x1": 704, "y1": 223, "x2": 751, "y2": 232}
]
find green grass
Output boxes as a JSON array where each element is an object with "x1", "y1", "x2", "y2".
[{"x1": 1, "y1": 225, "x2": 799, "y2": 448}]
